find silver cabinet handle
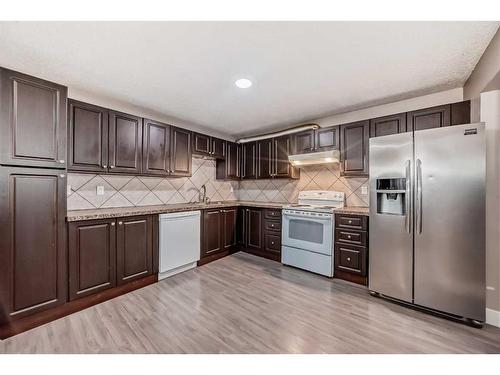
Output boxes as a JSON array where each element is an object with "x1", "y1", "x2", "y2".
[
  {"x1": 110, "y1": 166, "x2": 115, "y2": 169},
  {"x1": 347, "y1": 235, "x2": 351, "y2": 239},
  {"x1": 416, "y1": 158, "x2": 423, "y2": 234},
  {"x1": 102, "y1": 165, "x2": 107, "y2": 168},
  {"x1": 271, "y1": 241, "x2": 275, "y2": 245},
  {"x1": 347, "y1": 257, "x2": 351, "y2": 261},
  {"x1": 111, "y1": 222, "x2": 115, "y2": 226},
  {"x1": 58, "y1": 159, "x2": 65, "y2": 164},
  {"x1": 405, "y1": 159, "x2": 412, "y2": 234},
  {"x1": 59, "y1": 174, "x2": 65, "y2": 178},
  {"x1": 118, "y1": 221, "x2": 123, "y2": 225}
]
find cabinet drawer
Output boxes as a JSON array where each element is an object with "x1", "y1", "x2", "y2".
[
  {"x1": 335, "y1": 228, "x2": 367, "y2": 247},
  {"x1": 264, "y1": 209, "x2": 281, "y2": 220},
  {"x1": 335, "y1": 214, "x2": 368, "y2": 231},
  {"x1": 264, "y1": 233, "x2": 281, "y2": 253},
  {"x1": 264, "y1": 220, "x2": 281, "y2": 232},
  {"x1": 335, "y1": 243, "x2": 366, "y2": 276}
]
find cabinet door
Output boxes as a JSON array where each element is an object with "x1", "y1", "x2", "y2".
[
  {"x1": 451, "y1": 100, "x2": 471, "y2": 125},
  {"x1": 237, "y1": 207, "x2": 246, "y2": 245},
  {"x1": 68, "y1": 219, "x2": 116, "y2": 300},
  {"x1": 246, "y1": 208, "x2": 262, "y2": 250},
  {"x1": 223, "y1": 208, "x2": 238, "y2": 250},
  {"x1": 201, "y1": 209, "x2": 223, "y2": 257},
  {"x1": 170, "y1": 126, "x2": 192, "y2": 176},
  {"x1": 0, "y1": 68, "x2": 67, "y2": 169},
  {"x1": 407, "y1": 104, "x2": 451, "y2": 132},
  {"x1": 116, "y1": 216, "x2": 153, "y2": 285},
  {"x1": 0, "y1": 167, "x2": 66, "y2": 323},
  {"x1": 226, "y1": 142, "x2": 240, "y2": 179},
  {"x1": 315, "y1": 126, "x2": 339, "y2": 151},
  {"x1": 192, "y1": 132, "x2": 211, "y2": 156},
  {"x1": 340, "y1": 120, "x2": 369, "y2": 177},
  {"x1": 212, "y1": 138, "x2": 226, "y2": 159},
  {"x1": 108, "y1": 111, "x2": 143, "y2": 174},
  {"x1": 369, "y1": 113, "x2": 407, "y2": 138},
  {"x1": 257, "y1": 139, "x2": 272, "y2": 179},
  {"x1": 292, "y1": 129, "x2": 315, "y2": 154},
  {"x1": 68, "y1": 99, "x2": 109, "y2": 172},
  {"x1": 241, "y1": 142, "x2": 257, "y2": 179},
  {"x1": 143, "y1": 119, "x2": 170, "y2": 176},
  {"x1": 274, "y1": 135, "x2": 298, "y2": 178}
]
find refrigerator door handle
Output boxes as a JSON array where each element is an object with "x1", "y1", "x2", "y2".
[
  {"x1": 405, "y1": 160, "x2": 412, "y2": 234},
  {"x1": 416, "y1": 158, "x2": 423, "y2": 234}
]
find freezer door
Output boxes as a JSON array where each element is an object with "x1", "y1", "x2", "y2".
[
  {"x1": 369, "y1": 132, "x2": 413, "y2": 302},
  {"x1": 414, "y1": 123, "x2": 485, "y2": 321}
]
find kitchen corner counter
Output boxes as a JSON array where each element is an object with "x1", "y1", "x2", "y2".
[
  {"x1": 333, "y1": 206, "x2": 369, "y2": 216},
  {"x1": 67, "y1": 201, "x2": 286, "y2": 222}
]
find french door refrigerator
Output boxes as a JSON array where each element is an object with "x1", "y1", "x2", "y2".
[{"x1": 369, "y1": 123, "x2": 485, "y2": 324}]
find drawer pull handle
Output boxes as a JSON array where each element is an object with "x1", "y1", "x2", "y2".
[
  {"x1": 347, "y1": 257, "x2": 351, "y2": 261},
  {"x1": 271, "y1": 241, "x2": 275, "y2": 245},
  {"x1": 271, "y1": 224, "x2": 274, "y2": 227},
  {"x1": 118, "y1": 221, "x2": 123, "y2": 225},
  {"x1": 111, "y1": 222, "x2": 115, "y2": 226},
  {"x1": 348, "y1": 220, "x2": 352, "y2": 224},
  {"x1": 347, "y1": 235, "x2": 351, "y2": 239}
]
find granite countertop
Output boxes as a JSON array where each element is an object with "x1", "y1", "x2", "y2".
[{"x1": 67, "y1": 201, "x2": 369, "y2": 222}]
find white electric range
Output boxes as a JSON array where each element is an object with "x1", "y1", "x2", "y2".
[{"x1": 281, "y1": 190, "x2": 345, "y2": 277}]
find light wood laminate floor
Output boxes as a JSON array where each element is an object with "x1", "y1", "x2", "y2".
[{"x1": 1, "y1": 252, "x2": 500, "y2": 353}]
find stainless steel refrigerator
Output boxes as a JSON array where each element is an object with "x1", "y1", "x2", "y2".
[{"x1": 369, "y1": 123, "x2": 485, "y2": 324}]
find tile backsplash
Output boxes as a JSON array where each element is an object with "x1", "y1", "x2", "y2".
[{"x1": 67, "y1": 158, "x2": 369, "y2": 210}]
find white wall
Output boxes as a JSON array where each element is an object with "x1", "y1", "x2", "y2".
[{"x1": 309, "y1": 88, "x2": 463, "y2": 127}]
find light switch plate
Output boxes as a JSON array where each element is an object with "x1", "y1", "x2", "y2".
[
  {"x1": 96, "y1": 185, "x2": 105, "y2": 196},
  {"x1": 361, "y1": 186, "x2": 368, "y2": 195}
]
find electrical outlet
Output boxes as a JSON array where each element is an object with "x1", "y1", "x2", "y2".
[
  {"x1": 96, "y1": 185, "x2": 105, "y2": 196},
  {"x1": 361, "y1": 186, "x2": 368, "y2": 195}
]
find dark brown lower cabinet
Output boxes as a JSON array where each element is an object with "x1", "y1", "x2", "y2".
[
  {"x1": 334, "y1": 214, "x2": 369, "y2": 286},
  {"x1": 116, "y1": 216, "x2": 153, "y2": 285},
  {"x1": 199, "y1": 207, "x2": 238, "y2": 265},
  {"x1": 68, "y1": 219, "x2": 117, "y2": 300},
  {"x1": 0, "y1": 167, "x2": 67, "y2": 324},
  {"x1": 239, "y1": 207, "x2": 281, "y2": 262}
]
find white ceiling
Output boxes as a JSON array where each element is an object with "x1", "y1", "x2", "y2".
[{"x1": 0, "y1": 22, "x2": 498, "y2": 138}]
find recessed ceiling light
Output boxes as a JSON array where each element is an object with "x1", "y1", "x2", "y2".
[{"x1": 235, "y1": 78, "x2": 252, "y2": 89}]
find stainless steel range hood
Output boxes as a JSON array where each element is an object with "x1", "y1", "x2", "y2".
[{"x1": 288, "y1": 149, "x2": 340, "y2": 167}]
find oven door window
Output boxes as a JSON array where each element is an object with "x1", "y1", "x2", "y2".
[{"x1": 289, "y1": 218, "x2": 324, "y2": 244}]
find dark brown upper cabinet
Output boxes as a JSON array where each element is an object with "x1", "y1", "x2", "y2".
[
  {"x1": 257, "y1": 138, "x2": 272, "y2": 179},
  {"x1": 68, "y1": 219, "x2": 117, "y2": 301},
  {"x1": 116, "y1": 216, "x2": 153, "y2": 286},
  {"x1": 142, "y1": 118, "x2": 171, "y2": 176},
  {"x1": 369, "y1": 113, "x2": 407, "y2": 138},
  {"x1": 216, "y1": 141, "x2": 240, "y2": 180},
  {"x1": 0, "y1": 167, "x2": 67, "y2": 324},
  {"x1": 451, "y1": 101, "x2": 471, "y2": 125},
  {"x1": 292, "y1": 126, "x2": 339, "y2": 154},
  {"x1": 407, "y1": 104, "x2": 451, "y2": 132},
  {"x1": 201, "y1": 209, "x2": 223, "y2": 258},
  {"x1": 0, "y1": 67, "x2": 67, "y2": 169},
  {"x1": 314, "y1": 126, "x2": 340, "y2": 152},
  {"x1": 292, "y1": 129, "x2": 315, "y2": 154},
  {"x1": 170, "y1": 126, "x2": 192, "y2": 177},
  {"x1": 273, "y1": 136, "x2": 299, "y2": 179},
  {"x1": 241, "y1": 142, "x2": 257, "y2": 179},
  {"x1": 192, "y1": 132, "x2": 211, "y2": 156},
  {"x1": 108, "y1": 111, "x2": 143, "y2": 174},
  {"x1": 192, "y1": 132, "x2": 225, "y2": 159},
  {"x1": 68, "y1": 99, "x2": 109, "y2": 173},
  {"x1": 222, "y1": 207, "x2": 238, "y2": 251},
  {"x1": 340, "y1": 120, "x2": 369, "y2": 177}
]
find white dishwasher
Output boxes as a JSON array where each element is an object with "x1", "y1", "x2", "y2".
[{"x1": 159, "y1": 211, "x2": 201, "y2": 280}]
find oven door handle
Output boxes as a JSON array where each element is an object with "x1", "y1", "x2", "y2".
[{"x1": 282, "y1": 213, "x2": 333, "y2": 221}]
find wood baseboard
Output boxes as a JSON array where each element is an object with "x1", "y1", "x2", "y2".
[{"x1": 0, "y1": 274, "x2": 158, "y2": 340}]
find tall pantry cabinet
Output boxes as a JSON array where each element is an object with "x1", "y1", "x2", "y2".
[{"x1": 0, "y1": 67, "x2": 68, "y2": 324}]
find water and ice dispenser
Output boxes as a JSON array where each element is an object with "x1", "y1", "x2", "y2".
[{"x1": 376, "y1": 178, "x2": 406, "y2": 215}]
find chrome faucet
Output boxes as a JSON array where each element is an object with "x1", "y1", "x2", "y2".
[{"x1": 199, "y1": 184, "x2": 207, "y2": 203}]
